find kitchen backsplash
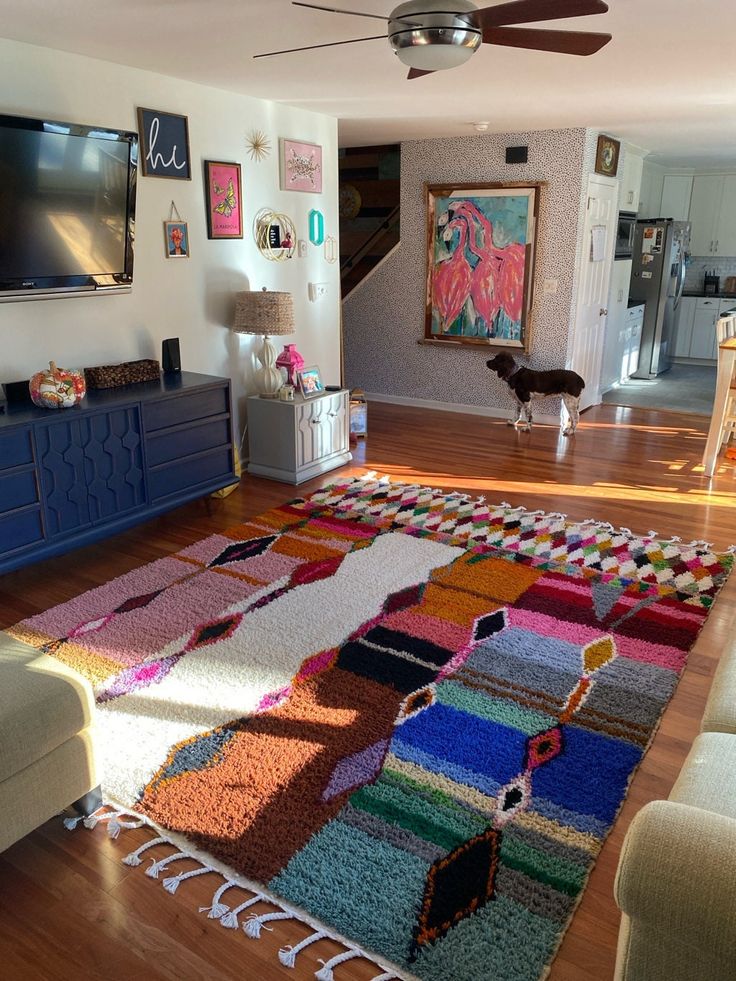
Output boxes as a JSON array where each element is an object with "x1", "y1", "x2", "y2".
[{"x1": 685, "y1": 256, "x2": 736, "y2": 291}]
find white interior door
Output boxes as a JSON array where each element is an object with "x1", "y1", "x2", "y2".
[{"x1": 570, "y1": 174, "x2": 619, "y2": 411}]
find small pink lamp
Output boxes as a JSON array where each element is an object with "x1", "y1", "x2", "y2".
[{"x1": 276, "y1": 343, "x2": 305, "y2": 387}]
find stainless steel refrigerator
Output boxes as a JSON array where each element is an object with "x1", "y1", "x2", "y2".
[{"x1": 630, "y1": 219, "x2": 690, "y2": 378}]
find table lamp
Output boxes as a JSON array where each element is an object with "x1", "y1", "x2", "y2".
[{"x1": 232, "y1": 288, "x2": 295, "y2": 398}]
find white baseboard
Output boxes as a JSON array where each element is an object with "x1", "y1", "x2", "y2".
[{"x1": 363, "y1": 391, "x2": 561, "y2": 427}]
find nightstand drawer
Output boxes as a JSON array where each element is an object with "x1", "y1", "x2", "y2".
[{"x1": 296, "y1": 393, "x2": 348, "y2": 468}]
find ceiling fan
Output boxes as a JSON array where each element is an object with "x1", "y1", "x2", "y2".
[{"x1": 254, "y1": 0, "x2": 612, "y2": 79}]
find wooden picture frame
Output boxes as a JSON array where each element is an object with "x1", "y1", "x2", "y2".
[
  {"x1": 204, "y1": 160, "x2": 243, "y2": 239},
  {"x1": 163, "y1": 220, "x2": 189, "y2": 258},
  {"x1": 297, "y1": 365, "x2": 324, "y2": 399},
  {"x1": 137, "y1": 108, "x2": 191, "y2": 179},
  {"x1": 424, "y1": 182, "x2": 541, "y2": 352},
  {"x1": 595, "y1": 135, "x2": 621, "y2": 177}
]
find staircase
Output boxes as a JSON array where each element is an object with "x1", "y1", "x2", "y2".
[{"x1": 339, "y1": 144, "x2": 400, "y2": 297}]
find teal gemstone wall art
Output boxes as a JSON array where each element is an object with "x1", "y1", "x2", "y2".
[{"x1": 308, "y1": 209, "x2": 325, "y2": 246}]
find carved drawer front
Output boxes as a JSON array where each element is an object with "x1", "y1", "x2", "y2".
[{"x1": 296, "y1": 393, "x2": 346, "y2": 467}]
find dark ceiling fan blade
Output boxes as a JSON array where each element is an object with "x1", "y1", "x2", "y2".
[
  {"x1": 475, "y1": 0, "x2": 608, "y2": 30},
  {"x1": 483, "y1": 26, "x2": 612, "y2": 55},
  {"x1": 292, "y1": 2, "x2": 391, "y2": 21},
  {"x1": 254, "y1": 34, "x2": 384, "y2": 58},
  {"x1": 291, "y1": 2, "x2": 419, "y2": 26},
  {"x1": 407, "y1": 67, "x2": 435, "y2": 79}
]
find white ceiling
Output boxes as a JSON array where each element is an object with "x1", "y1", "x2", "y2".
[{"x1": 2, "y1": 0, "x2": 736, "y2": 165}]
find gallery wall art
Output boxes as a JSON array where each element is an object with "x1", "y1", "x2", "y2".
[
  {"x1": 137, "y1": 108, "x2": 191, "y2": 179},
  {"x1": 280, "y1": 138, "x2": 323, "y2": 193},
  {"x1": 424, "y1": 183, "x2": 541, "y2": 352},
  {"x1": 204, "y1": 160, "x2": 243, "y2": 239}
]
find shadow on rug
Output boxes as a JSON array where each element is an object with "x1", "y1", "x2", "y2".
[{"x1": 10, "y1": 477, "x2": 733, "y2": 981}]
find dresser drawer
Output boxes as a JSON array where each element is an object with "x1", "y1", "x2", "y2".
[
  {"x1": 0, "y1": 469, "x2": 39, "y2": 514},
  {"x1": 143, "y1": 386, "x2": 229, "y2": 433},
  {"x1": 146, "y1": 416, "x2": 231, "y2": 467},
  {"x1": 0, "y1": 507, "x2": 44, "y2": 556},
  {"x1": 149, "y1": 447, "x2": 234, "y2": 502},
  {"x1": 0, "y1": 428, "x2": 34, "y2": 472}
]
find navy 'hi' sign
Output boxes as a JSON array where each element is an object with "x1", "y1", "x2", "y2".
[{"x1": 137, "y1": 107, "x2": 191, "y2": 179}]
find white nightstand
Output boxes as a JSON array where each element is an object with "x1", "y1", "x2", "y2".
[{"x1": 246, "y1": 389, "x2": 352, "y2": 484}]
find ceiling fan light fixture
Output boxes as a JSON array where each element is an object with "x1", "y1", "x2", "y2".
[{"x1": 389, "y1": 0, "x2": 481, "y2": 72}]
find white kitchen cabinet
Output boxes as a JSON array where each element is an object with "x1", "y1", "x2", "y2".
[
  {"x1": 620, "y1": 148, "x2": 645, "y2": 212},
  {"x1": 626, "y1": 304, "x2": 644, "y2": 377},
  {"x1": 660, "y1": 175, "x2": 693, "y2": 221},
  {"x1": 673, "y1": 296, "x2": 697, "y2": 357},
  {"x1": 689, "y1": 297, "x2": 719, "y2": 360},
  {"x1": 247, "y1": 390, "x2": 351, "y2": 484},
  {"x1": 688, "y1": 175, "x2": 736, "y2": 256},
  {"x1": 639, "y1": 163, "x2": 664, "y2": 218},
  {"x1": 715, "y1": 175, "x2": 736, "y2": 256}
]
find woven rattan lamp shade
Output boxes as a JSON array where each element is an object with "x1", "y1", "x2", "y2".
[{"x1": 232, "y1": 289, "x2": 294, "y2": 337}]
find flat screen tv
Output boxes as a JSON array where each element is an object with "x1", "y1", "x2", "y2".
[{"x1": 0, "y1": 113, "x2": 137, "y2": 301}]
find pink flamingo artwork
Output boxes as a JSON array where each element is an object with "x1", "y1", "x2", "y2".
[
  {"x1": 449, "y1": 199, "x2": 526, "y2": 333},
  {"x1": 432, "y1": 217, "x2": 472, "y2": 333}
]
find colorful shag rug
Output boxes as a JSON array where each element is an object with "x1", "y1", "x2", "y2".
[{"x1": 10, "y1": 477, "x2": 733, "y2": 981}]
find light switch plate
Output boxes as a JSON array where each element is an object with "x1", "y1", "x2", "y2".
[
  {"x1": 308, "y1": 282, "x2": 328, "y2": 302},
  {"x1": 297, "y1": 239, "x2": 307, "y2": 258}
]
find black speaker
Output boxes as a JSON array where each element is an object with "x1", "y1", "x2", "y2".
[
  {"x1": 162, "y1": 337, "x2": 181, "y2": 374},
  {"x1": 505, "y1": 145, "x2": 528, "y2": 164}
]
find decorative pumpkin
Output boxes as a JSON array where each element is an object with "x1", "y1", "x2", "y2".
[{"x1": 29, "y1": 361, "x2": 86, "y2": 409}]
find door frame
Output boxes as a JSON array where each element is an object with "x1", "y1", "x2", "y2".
[{"x1": 569, "y1": 172, "x2": 619, "y2": 410}]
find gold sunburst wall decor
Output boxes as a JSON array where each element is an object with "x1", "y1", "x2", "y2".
[{"x1": 246, "y1": 130, "x2": 271, "y2": 162}]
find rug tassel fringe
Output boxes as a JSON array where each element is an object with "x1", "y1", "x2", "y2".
[
  {"x1": 145, "y1": 850, "x2": 187, "y2": 879},
  {"x1": 219, "y1": 893, "x2": 264, "y2": 929},
  {"x1": 370, "y1": 973, "x2": 400, "y2": 981},
  {"x1": 162, "y1": 865, "x2": 213, "y2": 894},
  {"x1": 199, "y1": 879, "x2": 236, "y2": 919},
  {"x1": 243, "y1": 910, "x2": 293, "y2": 939},
  {"x1": 315, "y1": 950, "x2": 363, "y2": 980},
  {"x1": 123, "y1": 836, "x2": 167, "y2": 867},
  {"x1": 279, "y1": 930, "x2": 327, "y2": 968}
]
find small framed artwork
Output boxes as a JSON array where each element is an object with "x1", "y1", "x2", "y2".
[
  {"x1": 298, "y1": 365, "x2": 324, "y2": 399},
  {"x1": 137, "y1": 108, "x2": 191, "y2": 179},
  {"x1": 280, "y1": 138, "x2": 323, "y2": 193},
  {"x1": 204, "y1": 160, "x2": 243, "y2": 239},
  {"x1": 164, "y1": 220, "x2": 189, "y2": 258},
  {"x1": 595, "y1": 135, "x2": 621, "y2": 177}
]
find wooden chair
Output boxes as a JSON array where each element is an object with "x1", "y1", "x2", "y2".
[{"x1": 717, "y1": 314, "x2": 736, "y2": 444}]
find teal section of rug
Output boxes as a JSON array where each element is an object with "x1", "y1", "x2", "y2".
[
  {"x1": 270, "y1": 817, "x2": 430, "y2": 964},
  {"x1": 413, "y1": 895, "x2": 561, "y2": 981}
]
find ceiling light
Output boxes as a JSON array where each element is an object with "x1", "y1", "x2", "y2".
[
  {"x1": 473, "y1": 121, "x2": 490, "y2": 132},
  {"x1": 389, "y1": 0, "x2": 482, "y2": 73}
]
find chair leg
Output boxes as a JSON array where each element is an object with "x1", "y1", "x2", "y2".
[{"x1": 71, "y1": 785, "x2": 103, "y2": 817}]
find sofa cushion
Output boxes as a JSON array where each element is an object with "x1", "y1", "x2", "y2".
[
  {"x1": 702, "y1": 641, "x2": 736, "y2": 734},
  {"x1": 668, "y1": 731, "x2": 736, "y2": 821},
  {"x1": 0, "y1": 632, "x2": 95, "y2": 783}
]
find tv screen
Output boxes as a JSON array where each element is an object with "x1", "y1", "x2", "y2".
[{"x1": 0, "y1": 113, "x2": 137, "y2": 300}]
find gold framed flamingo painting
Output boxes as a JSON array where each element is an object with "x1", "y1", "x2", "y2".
[{"x1": 425, "y1": 182, "x2": 541, "y2": 351}]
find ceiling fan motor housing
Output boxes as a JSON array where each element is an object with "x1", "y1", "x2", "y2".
[{"x1": 389, "y1": 0, "x2": 482, "y2": 71}]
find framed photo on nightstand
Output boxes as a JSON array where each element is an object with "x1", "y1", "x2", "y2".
[{"x1": 297, "y1": 366, "x2": 324, "y2": 398}]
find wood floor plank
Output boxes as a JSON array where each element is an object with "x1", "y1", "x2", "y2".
[{"x1": 0, "y1": 401, "x2": 734, "y2": 980}]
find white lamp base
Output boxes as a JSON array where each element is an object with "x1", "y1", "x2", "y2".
[{"x1": 255, "y1": 335, "x2": 283, "y2": 398}]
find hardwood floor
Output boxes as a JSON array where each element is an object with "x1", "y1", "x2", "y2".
[{"x1": 1, "y1": 400, "x2": 734, "y2": 981}]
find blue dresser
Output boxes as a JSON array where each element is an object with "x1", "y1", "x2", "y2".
[{"x1": 0, "y1": 372, "x2": 235, "y2": 575}]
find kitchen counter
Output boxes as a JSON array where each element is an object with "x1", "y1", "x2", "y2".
[
  {"x1": 682, "y1": 290, "x2": 736, "y2": 299},
  {"x1": 627, "y1": 299, "x2": 645, "y2": 309}
]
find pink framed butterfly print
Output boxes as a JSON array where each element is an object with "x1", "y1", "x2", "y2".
[{"x1": 204, "y1": 160, "x2": 243, "y2": 239}]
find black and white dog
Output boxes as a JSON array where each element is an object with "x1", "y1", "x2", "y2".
[{"x1": 486, "y1": 352, "x2": 585, "y2": 436}]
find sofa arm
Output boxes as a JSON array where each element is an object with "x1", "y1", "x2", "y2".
[{"x1": 615, "y1": 800, "x2": 736, "y2": 961}]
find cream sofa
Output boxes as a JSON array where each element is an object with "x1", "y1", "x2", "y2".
[
  {"x1": 0, "y1": 632, "x2": 99, "y2": 853},
  {"x1": 614, "y1": 640, "x2": 736, "y2": 980}
]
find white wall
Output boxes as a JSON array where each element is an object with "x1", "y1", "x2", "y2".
[{"x1": 0, "y1": 38, "x2": 341, "y2": 431}]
